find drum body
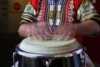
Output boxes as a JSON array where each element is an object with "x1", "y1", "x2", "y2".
[
  {"x1": 13, "y1": 47, "x2": 85, "y2": 67},
  {"x1": 13, "y1": 38, "x2": 86, "y2": 67}
]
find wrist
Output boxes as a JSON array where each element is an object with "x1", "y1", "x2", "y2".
[{"x1": 73, "y1": 23, "x2": 80, "y2": 34}]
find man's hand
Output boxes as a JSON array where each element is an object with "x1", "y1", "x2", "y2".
[
  {"x1": 53, "y1": 23, "x2": 76, "y2": 41},
  {"x1": 18, "y1": 22, "x2": 52, "y2": 40}
]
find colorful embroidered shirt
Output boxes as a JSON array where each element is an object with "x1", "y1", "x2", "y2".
[
  {"x1": 20, "y1": 0, "x2": 100, "y2": 42},
  {"x1": 20, "y1": 0, "x2": 100, "y2": 23}
]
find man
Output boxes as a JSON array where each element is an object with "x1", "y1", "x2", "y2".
[
  {"x1": 17, "y1": 0, "x2": 100, "y2": 67},
  {"x1": 18, "y1": 0, "x2": 100, "y2": 39}
]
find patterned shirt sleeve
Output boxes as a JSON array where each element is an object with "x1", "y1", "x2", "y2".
[
  {"x1": 20, "y1": 2, "x2": 38, "y2": 24},
  {"x1": 77, "y1": 0, "x2": 100, "y2": 25}
]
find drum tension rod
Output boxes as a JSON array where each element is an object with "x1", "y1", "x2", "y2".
[{"x1": 44, "y1": 59, "x2": 52, "y2": 67}]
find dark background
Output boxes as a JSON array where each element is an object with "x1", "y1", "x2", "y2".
[{"x1": 0, "y1": 0, "x2": 100, "y2": 67}]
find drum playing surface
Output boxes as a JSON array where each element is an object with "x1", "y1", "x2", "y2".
[{"x1": 18, "y1": 37, "x2": 82, "y2": 54}]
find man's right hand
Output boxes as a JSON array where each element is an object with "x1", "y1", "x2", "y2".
[{"x1": 18, "y1": 22, "x2": 52, "y2": 40}]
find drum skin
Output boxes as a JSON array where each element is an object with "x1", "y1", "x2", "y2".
[{"x1": 18, "y1": 37, "x2": 82, "y2": 55}]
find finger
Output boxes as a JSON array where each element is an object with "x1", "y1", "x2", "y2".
[
  {"x1": 52, "y1": 35, "x2": 59, "y2": 40},
  {"x1": 39, "y1": 28, "x2": 53, "y2": 40},
  {"x1": 29, "y1": 23, "x2": 36, "y2": 36},
  {"x1": 64, "y1": 32, "x2": 72, "y2": 40},
  {"x1": 29, "y1": 23, "x2": 41, "y2": 40},
  {"x1": 54, "y1": 33, "x2": 69, "y2": 41},
  {"x1": 52, "y1": 34, "x2": 64, "y2": 41},
  {"x1": 64, "y1": 30, "x2": 76, "y2": 40},
  {"x1": 53, "y1": 30, "x2": 72, "y2": 41},
  {"x1": 38, "y1": 23, "x2": 53, "y2": 40},
  {"x1": 59, "y1": 24, "x2": 68, "y2": 33}
]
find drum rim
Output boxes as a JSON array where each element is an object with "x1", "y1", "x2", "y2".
[{"x1": 15, "y1": 46, "x2": 84, "y2": 58}]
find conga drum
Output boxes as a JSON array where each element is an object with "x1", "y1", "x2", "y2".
[{"x1": 13, "y1": 37, "x2": 86, "y2": 67}]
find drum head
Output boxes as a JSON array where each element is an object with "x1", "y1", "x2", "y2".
[{"x1": 18, "y1": 37, "x2": 82, "y2": 54}]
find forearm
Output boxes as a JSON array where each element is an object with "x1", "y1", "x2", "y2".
[{"x1": 74, "y1": 20, "x2": 100, "y2": 36}]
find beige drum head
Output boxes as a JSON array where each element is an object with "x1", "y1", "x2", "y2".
[{"x1": 18, "y1": 37, "x2": 81, "y2": 54}]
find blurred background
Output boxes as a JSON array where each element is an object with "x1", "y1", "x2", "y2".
[{"x1": 0, "y1": 0, "x2": 100, "y2": 67}]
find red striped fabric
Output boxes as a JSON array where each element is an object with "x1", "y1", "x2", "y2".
[
  {"x1": 29, "y1": 0, "x2": 84, "y2": 11},
  {"x1": 29, "y1": 0, "x2": 38, "y2": 10},
  {"x1": 74, "y1": 0, "x2": 84, "y2": 10}
]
